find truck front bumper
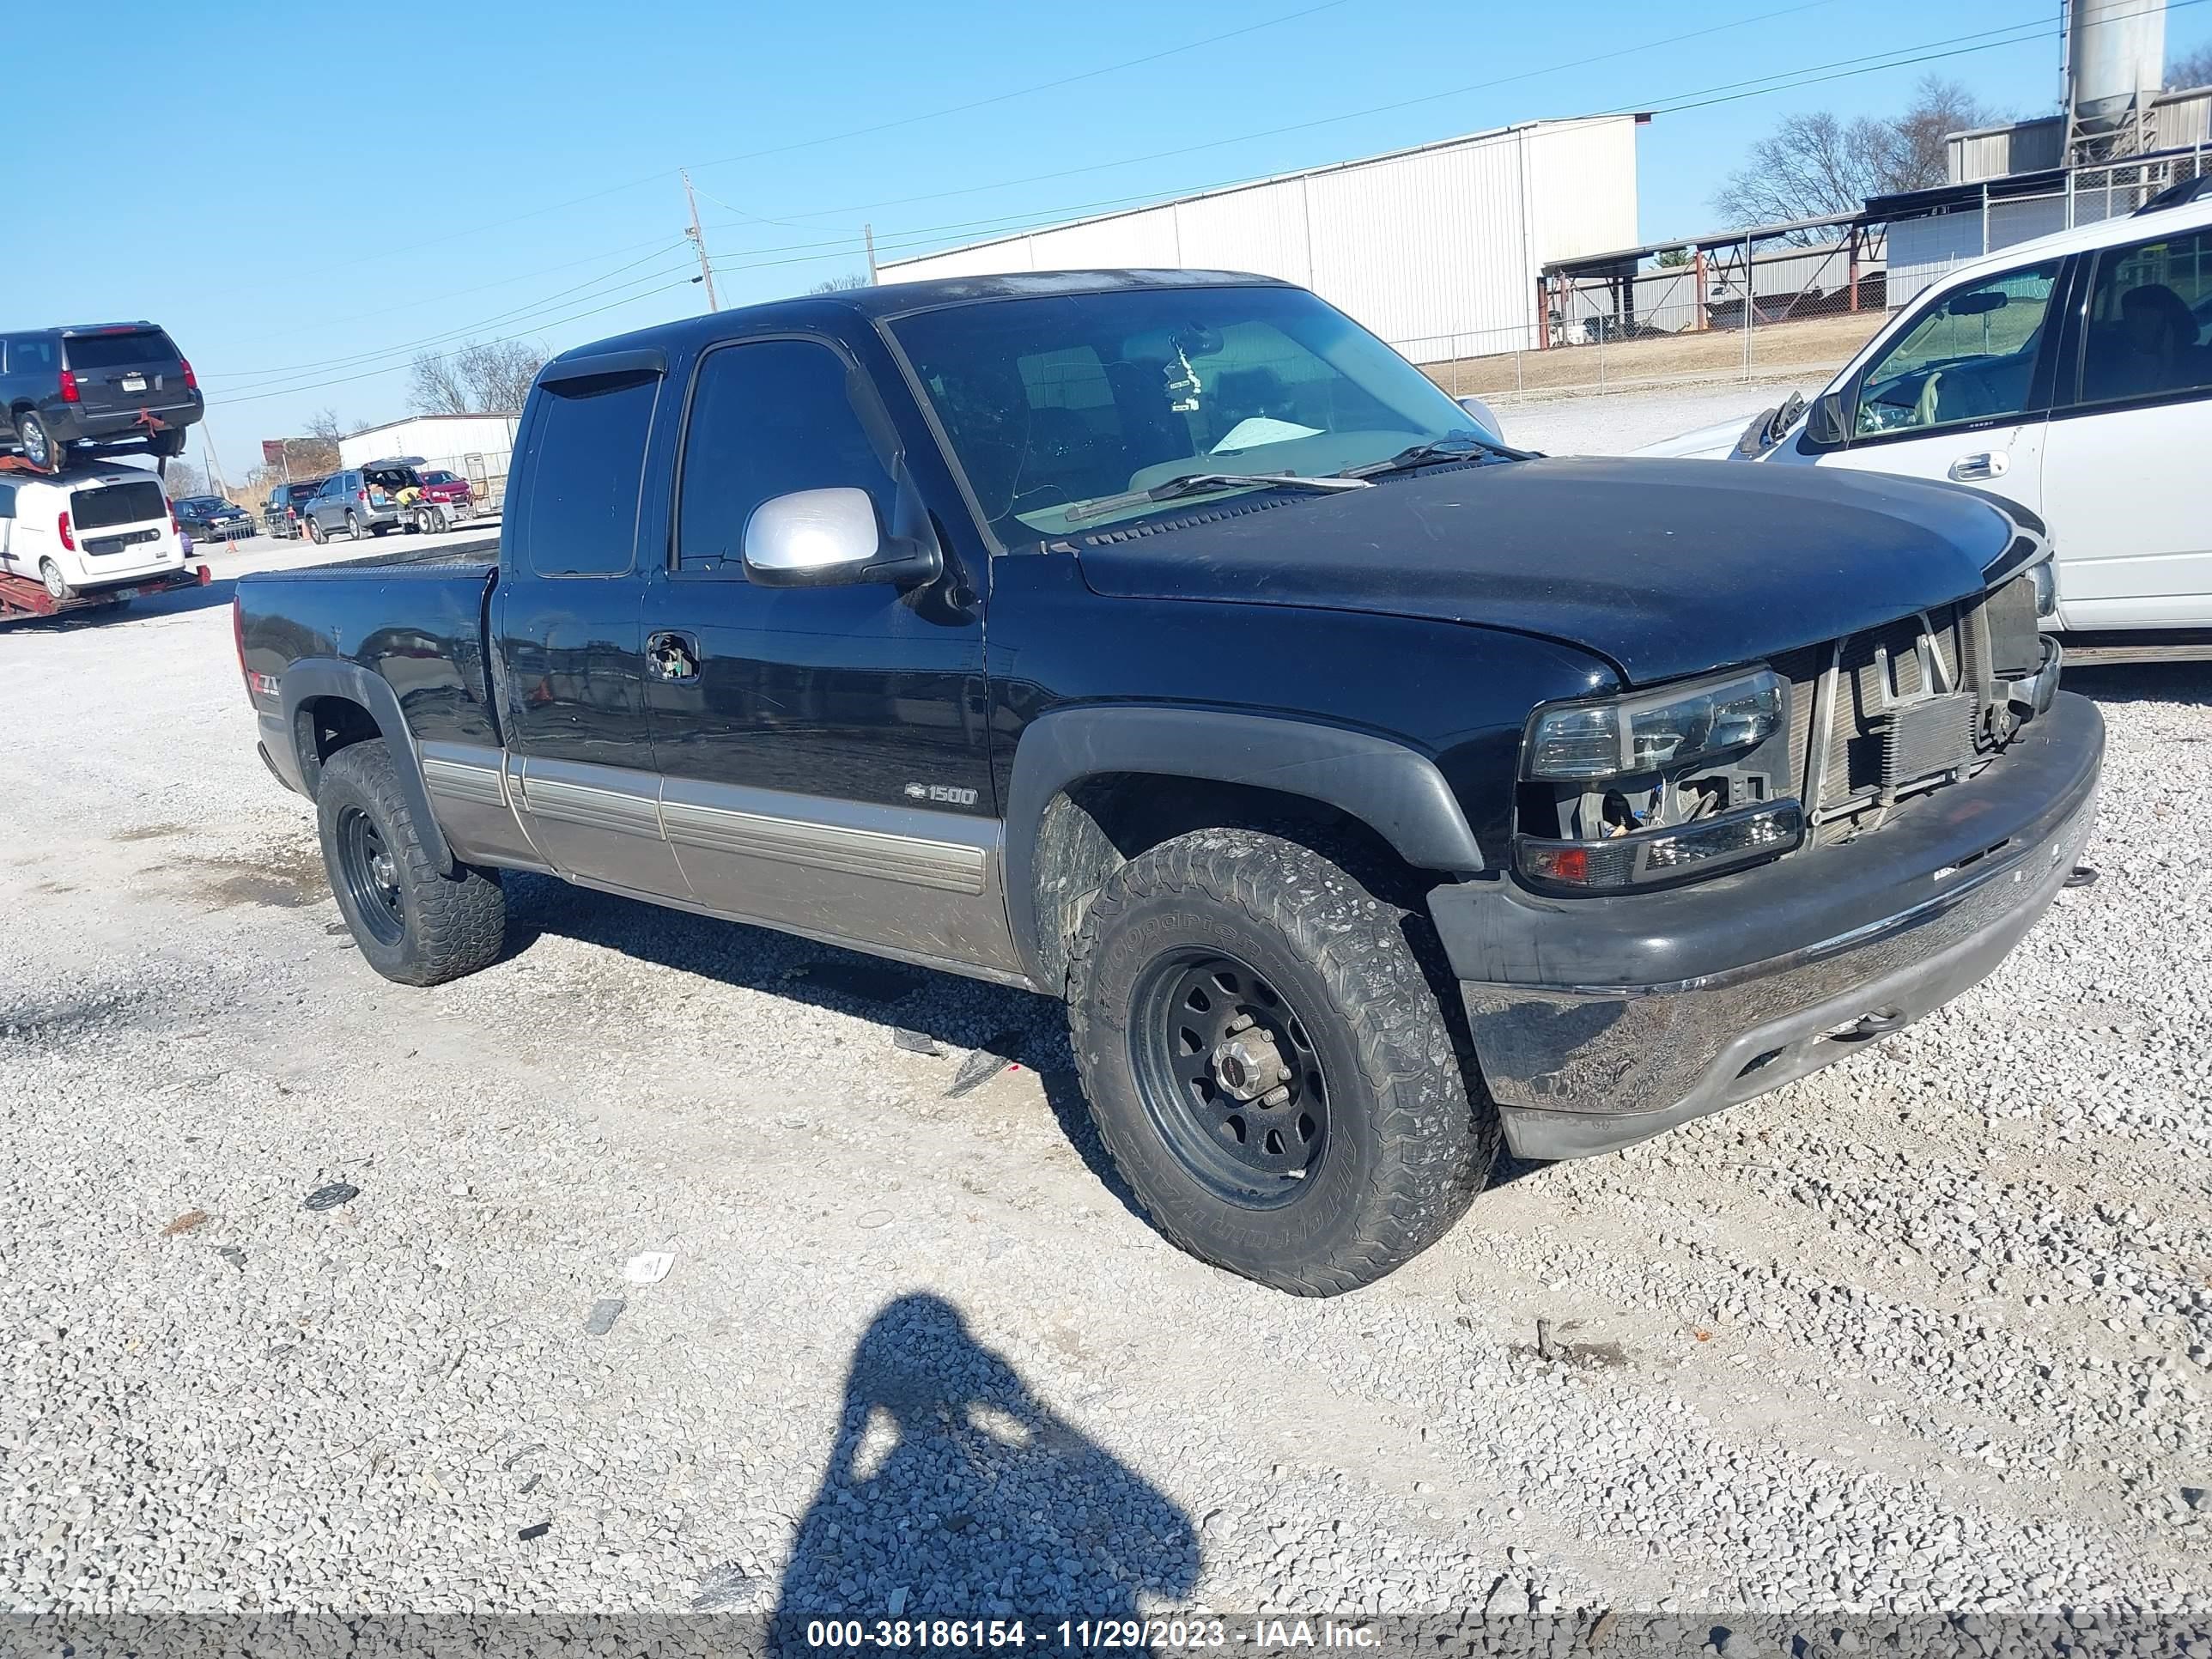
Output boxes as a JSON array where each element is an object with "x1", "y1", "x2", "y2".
[{"x1": 1428, "y1": 691, "x2": 2105, "y2": 1160}]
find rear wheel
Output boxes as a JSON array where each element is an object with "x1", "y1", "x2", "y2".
[
  {"x1": 38, "y1": 560, "x2": 70, "y2": 601},
  {"x1": 316, "y1": 740, "x2": 506, "y2": 987},
  {"x1": 345, "y1": 511, "x2": 365, "y2": 542},
  {"x1": 1067, "y1": 829, "x2": 1497, "y2": 1296},
  {"x1": 16, "y1": 410, "x2": 59, "y2": 473},
  {"x1": 149, "y1": 428, "x2": 186, "y2": 459}
]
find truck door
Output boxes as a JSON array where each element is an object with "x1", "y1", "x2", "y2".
[
  {"x1": 492, "y1": 350, "x2": 689, "y2": 899},
  {"x1": 639, "y1": 334, "x2": 1014, "y2": 975}
]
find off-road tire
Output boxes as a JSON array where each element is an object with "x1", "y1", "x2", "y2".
[
  {"x1": 1066, "y1": 828, "x2": 1497, "y2": 1295},
  {"x1": 315, "y1": 740, "x2": 506, "y2": 987}
]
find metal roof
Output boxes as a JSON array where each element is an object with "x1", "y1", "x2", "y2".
[{"x1": 1543, "y1": 212, "x2": 1864, "y2": 277}]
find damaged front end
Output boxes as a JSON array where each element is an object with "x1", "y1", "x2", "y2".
[{"x1": 1429, "y1": 544, "x2": 2100, "y2": 1160}]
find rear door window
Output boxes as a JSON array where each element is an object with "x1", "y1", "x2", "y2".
[
  {"x1": 524, "y1": 370, "x2": 659, "y2": 577},
  {"x1": 9, "y1": 337, "x2": 57, "y2": 374},
  {"x1": 2074, "y1": 225, "x2": 2212, "y2": 406},
  {"x1": 0, "y1": 483, "x2": 15, "y2": 519}
]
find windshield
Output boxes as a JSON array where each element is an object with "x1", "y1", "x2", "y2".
[{"x1": 889, "y1": 284, "x2": 1482, "y2": 541}]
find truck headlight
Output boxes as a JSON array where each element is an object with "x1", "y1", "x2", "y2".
[
  {"x1": 1525, "y1": 669, "x2": 1785, "y2": 781},
  {"x1": 1516, "y1": 666, "x2": 1800, "y2": 892}
]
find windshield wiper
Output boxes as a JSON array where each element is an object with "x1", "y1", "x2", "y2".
[
  {"x1": 1335, "y1": 430, "x2": 1533, "y2": 478},
  {"x1": 1061, "y1": 471, "x2": 1370, "y2": 526}
]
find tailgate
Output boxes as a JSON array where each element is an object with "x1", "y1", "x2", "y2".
[{"x1": 61, "y1": 328, "x2": 188, "y2": 414}]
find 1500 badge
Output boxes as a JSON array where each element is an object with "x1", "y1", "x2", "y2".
[{"x1": 903, "y1": 782, "x2": 979, "y2": 807}]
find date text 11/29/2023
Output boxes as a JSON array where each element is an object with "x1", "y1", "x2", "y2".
[{"x1": 800, "y1": 1618, "x2": 1384, "y2": 1650}]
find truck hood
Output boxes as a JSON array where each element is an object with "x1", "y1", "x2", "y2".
[{"x1": 1073, "y1": 455, "x2": 2016, "y2": 685}]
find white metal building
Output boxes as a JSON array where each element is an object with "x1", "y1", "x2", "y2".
[
  {"x1": 878, "y1": 118, "x2": 1641, "y2": 363},
  {"x1": 339, "y1": 412, "x2": 522, "y2": 507}
]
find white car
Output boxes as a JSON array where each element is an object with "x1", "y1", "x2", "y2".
[
  {"x1": 0, "y1": 463, "x2": 186, "y2": 601},
  {"x1": 1638, "y1": 194, "x2": 2212, "y2": 633}
]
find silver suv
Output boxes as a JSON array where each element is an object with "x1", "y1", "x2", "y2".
[{"x1": 300, "y1": 458, "x2": 422, "y2": 543}]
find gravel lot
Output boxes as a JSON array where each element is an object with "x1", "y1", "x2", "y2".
[{"x1": 3, "y1": 429, "x2": 2209, "y2": 1634}]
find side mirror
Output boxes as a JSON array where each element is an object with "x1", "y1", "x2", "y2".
[
  {"x1": 1455, "y1": 395, "x2": 1506, "y2": 445},
  {"x1": 1805, "y1": 389, "x2": 1849, "y2": 447},
  {"x1": 743, "y1": 485, "x2": 943, "y2": 589}
]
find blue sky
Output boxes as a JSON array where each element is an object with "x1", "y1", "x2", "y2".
[{"x1": 5, "y1": 0, "x2": 2190, "y2": 471}]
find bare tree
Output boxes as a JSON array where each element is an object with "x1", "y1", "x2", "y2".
[
  {"x1": 1713, "y1": 77, "x2": 1999, "y2": 240},
  {"x1": 162, "y1": 460, "x2": 208, "y2": 500},
  {"x1": 810, "y1": 273, "x2": 872, "y2": 292},
  {"x1": 407, "y1": 350, "x2": 471, "y2": 416},
  {"x1": 2172, "y1": 40, "x2": 2212, "y2": 88},
  {"x1": 408, "y1": 338, "x2": 545, "y2": 414}
]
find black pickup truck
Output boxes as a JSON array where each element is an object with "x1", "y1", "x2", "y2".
[{"x1": 234, "y1": 270, "x2": 2100, "y2": 1295}]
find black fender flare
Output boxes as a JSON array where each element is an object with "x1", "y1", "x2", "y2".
[
  {"x1": 278, "y1": 659, "x2": 453, "y2": 876},
  {"x1": 1002, "y1": 704, "x2": 1486, "y2": 984}
]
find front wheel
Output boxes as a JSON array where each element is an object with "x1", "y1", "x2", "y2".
[
  {"x1": 1066, "y1": 830, "x2": 1497, "y2": 1296},
  {"x1": 315, "y1": 740, "x2": 507, "y2": 987}
]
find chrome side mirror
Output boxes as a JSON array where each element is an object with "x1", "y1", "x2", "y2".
[{"x1": 742, "y1": 487, "x2": 940, "y2": 589}]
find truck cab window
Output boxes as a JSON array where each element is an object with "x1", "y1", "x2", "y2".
[
  {"x1": 2077, "y1": 227, "x2": 2212, "y2": 406},
  {"x1": 526, "y1": 370, "x2": 659, "y2": 577},
  {"x1": 1854, "y1": 262, "x2": 2058, "y2": 437},
  {"x1": 675, "y1": 339, "x2": 892, "y2": 572}
]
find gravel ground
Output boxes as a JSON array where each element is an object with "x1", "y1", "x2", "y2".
[
  {"x1": 2, "y1": 441, "x2": 2209, "y2": 1632},
  {"x1": 1498, "y1": 383, "x2": 1800, "y2": 457}
]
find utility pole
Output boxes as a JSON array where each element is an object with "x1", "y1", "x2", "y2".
[
  {"x1": 682, "y1": 169, "x2": 720, "y2": 312},
  {"x1": 201, "y1": 420, "x2": 231, "y2": 497},
  {"x1": 864, "y1": 222, "x2": 878, "y2": 284}
]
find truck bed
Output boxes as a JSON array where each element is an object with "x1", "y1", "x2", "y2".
[{"x1": 236, "y1": 545, "x2": 502, "y2": 752}]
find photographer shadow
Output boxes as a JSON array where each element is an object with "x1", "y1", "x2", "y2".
[{"x1": 763, "y1": 1294, "x2": 1198, "y2": 1643}]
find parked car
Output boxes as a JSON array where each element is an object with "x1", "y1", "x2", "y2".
[
  {"x1": 174, "y1": 495, "x2": 252, "y2": 543},
  {"x1": 416, "y1": 469, "x2": 476, "y2": 506},
  {"x1": 262, "y1": 480, "x2": 325, "y2": 538},
  {"x1": 298, "y1": 459, "x2": 425, "y2": 543},
  {"x1": 234, "y1": 270, "x2": 2098, "y2": 1296},
  {"x1": 0, "y1": 464, "x2": 185, "y2": 599},
  {"x1": 0, "y1": 324, "x2": 203, "y2": 472},
  {"x1": 1638, "y1": 194, "x2": 2212, "y2": 633}
]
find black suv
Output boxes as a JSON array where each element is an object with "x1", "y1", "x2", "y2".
[{"x1": 1, "y1": 324, "x2": 204, "y2": 471}]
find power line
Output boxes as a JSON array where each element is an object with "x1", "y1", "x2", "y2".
[
  {"x1": 208, "y1": 279, "x2": 703, "y2": 410},
  {"x1": 684, "y1": 0, "x2": 1359, "y2": 177},
  {"x1": 222, "y1": 0, "x2": 1366, "y2": 293},
  {"x1": 204, "y1": 242, "x2": 691, "y2": 381},
  {"x1": 208, "y1": 256, "x2": 700, "y2": 401},
  {"x1": 753, "y1": 2, "x2": 2188, "y2": 261}
]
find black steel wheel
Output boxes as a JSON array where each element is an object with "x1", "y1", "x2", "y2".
[
  {"x1": 1067, "y1": 829, "x2": 1498, "y2": 1296},
  {"x1": 1129, "y1": 950, "x2": 1330, "y2": 1208},
  {"x1": 333, "y1": 804, "x2": 406, "y2": 948},
  {"x1": 314, "y1": 739, "x2": 506, "y2": 987}
]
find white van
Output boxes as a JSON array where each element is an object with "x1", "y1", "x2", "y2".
[
  {"x1": 1639, "y1": 193, "x2": 2212, "y2": 633},
  {"x1": 0, "y1": 464, "x2": 186, "y2": 599}
]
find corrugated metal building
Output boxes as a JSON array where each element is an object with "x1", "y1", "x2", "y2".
[
  {"x1": 339, "y1": 412, "x2": 521, "y2": 506},
  {"x1": 878, "y1": 118, "x2": 1641, "y2": 362}
]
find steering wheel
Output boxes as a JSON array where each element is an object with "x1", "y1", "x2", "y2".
[{"x1": 1912, "y1": 371, "x2": 1945, "y2": 428}]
